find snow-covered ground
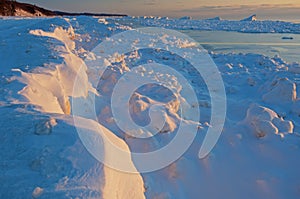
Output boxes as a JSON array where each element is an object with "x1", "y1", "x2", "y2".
[{"x1": 1, "y1": 16, "x2": 300, "y2": 199}]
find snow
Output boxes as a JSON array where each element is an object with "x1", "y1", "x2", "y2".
[
  {"x1": 243, "y1": 104, "x2": 294, "y2": 138},
  {"x1": 12, "y1": 25, "x2": 98, "y2": 114},
  {"x1": 34, "y1": 117, "x2": 57, "y2": 135},
  {"x1": 1, "y1": 15, "x2": 300, "y2": 199},
  {"x1": 262, "y1": 77, "x2": 297, "y2": 105},
  {"x1": 241, "y1": 14, "x2": 257, "y2": 22},
  {"x1": 32, "y1": 187, "x2": 44, "y2": 199}
]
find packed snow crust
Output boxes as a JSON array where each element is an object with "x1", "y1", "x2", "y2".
[{"x1": 0, "y1": 16, "x2": 300, "y2": 199}]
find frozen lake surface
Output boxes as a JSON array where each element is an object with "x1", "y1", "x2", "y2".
[
  {"x1": 182, "y1": 30, "x2": 300, "y2": 63},
  {"x1": 116, "y1": 17, "x2": 300, "y2": 63}
]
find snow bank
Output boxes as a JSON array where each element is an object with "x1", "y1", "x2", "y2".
[
  {"x1": 12, "y1": 22, "x2": 146, "y2": 199},
  {"x1": 262, "y1": 77, "x2": 297, "y2": 105},
  {"x1": 129, "y1": 92, "x2": 179, "y2": 134},
  {"x1": 71, "y1": 116, "x2": 146, "y2": 199},
  {"x1": 244, "y1": 104, "x2": 294, "y2": 138}
]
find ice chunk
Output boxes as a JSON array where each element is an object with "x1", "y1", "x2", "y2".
[{"x1": 240, "y1": 14, "x2": 257, "y2": 22}]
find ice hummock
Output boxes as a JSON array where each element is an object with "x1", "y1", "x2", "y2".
[{"x1": 241, "y1": 14, "x2": 257, "y2": 22}]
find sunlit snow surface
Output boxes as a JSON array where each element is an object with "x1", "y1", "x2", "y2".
[{"x1": 0, "y1": 16, "x2": 300, "y2": 199}]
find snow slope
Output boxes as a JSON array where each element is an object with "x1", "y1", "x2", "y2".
[{"x1": 1, "y1": 16, "x2": 300, "y2": 199}]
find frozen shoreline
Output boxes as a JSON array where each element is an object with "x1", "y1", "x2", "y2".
[{"x1": 113, "y1": 15, "x2": 300, "y2": 34}]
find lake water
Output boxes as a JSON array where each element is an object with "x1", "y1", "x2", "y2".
[{"x1": 181, "y1": 30, "x2": 300, "y2": 64}]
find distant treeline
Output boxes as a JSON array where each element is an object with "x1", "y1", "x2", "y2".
[
  {"x1": 0, "y1": 0, "x2": 16, "y2": 16},
  {"x1": 0, "y1": 0, "x2": 127, "y2": 17},
  {"x1": 53, "y1": 11, "x2": 127, "y2": 17}
]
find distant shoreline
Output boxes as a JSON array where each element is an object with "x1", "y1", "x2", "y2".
[
  {"x1": 0, "y1": 1, "x2": 127, "y2": 17},
  {"x1": 53, "y1": 11, "x2": 127, "y2": 17}
]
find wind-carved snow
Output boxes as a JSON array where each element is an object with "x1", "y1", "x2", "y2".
[
  {"x1": 71, "y1": 116, "x2": 146, "y2": 199},
  {"x1": 13, "y1": 26, "x2": 97, "y2": 114},
  {"x1": 243, "y1": 104, "x2": 294, "y2": 138},
  {"x1": 13, "y1": 24, "x2": 146, "y2": 199}
]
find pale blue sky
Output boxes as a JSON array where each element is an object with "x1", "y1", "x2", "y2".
[{"x1": 20, "y1": 0, "x2": 300, "y2": 21}]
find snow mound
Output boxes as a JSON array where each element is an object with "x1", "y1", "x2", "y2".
[
  {"x1": 129, "y1": 92, "x2": 179, "y2": 134},
  {"x1": 98, "y1": 18, "x2": 109, "y2": 25},
  {"x1": 241, "y1": 14, "x2": 257, "y2": 22},
  {"x1": 32, "y1": 187, "x2": 44, "y2": 199},
  {"x1": 244, "y1": 104, "x2": 294, "y2": 138},
  {"x1": 94, "y1": 48, "x2": 201, "y2": 138},
  {"x1": 262, "y1": 77, "x2": 297, "y2": 105}
]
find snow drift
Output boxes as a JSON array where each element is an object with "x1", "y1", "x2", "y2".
[
  {"x1": 243, "y1": 104, "x2": 294, "y2": 138},
  {"x1": 14, "y1": 26, "x2": 97, "y2": 114}
]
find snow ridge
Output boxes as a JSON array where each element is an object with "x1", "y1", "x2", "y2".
[
  {"x1": 14, "y1": 26, "x2": 97, "y2": 114},
  {"x1": 13, "y1": 22, "x2": 146, "y2": 199}
]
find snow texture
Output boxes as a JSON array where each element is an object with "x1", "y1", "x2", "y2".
[{"x1": 1, "y1": 16, "x2": 300, "y2": 199}]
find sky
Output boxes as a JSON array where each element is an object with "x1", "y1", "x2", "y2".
[{"x1": 19, "y1": 0, "x2": 300, "y2": 21}]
